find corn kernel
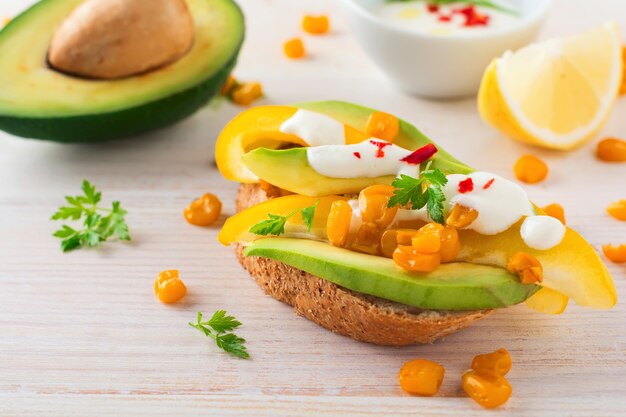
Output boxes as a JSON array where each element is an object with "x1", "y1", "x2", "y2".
[
  {"x1": 514, "y1": 155, "x2": 548, "y2": 184},
  {"x1": 284, "y1": 38, "x2": 305, "y2": 59},
  {"x1": 302, "y1": 15, "x2": 330, "y2": 35}
]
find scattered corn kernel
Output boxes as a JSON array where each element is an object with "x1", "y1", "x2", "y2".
[
  {"x1": 446, "y1": 204, "x2": 478, "y2": 229},
  {"x1": 514, "y1": 155, "x2": 548, "y2": 184},
  {"x1": 352, "y1": 222, "x2": 383, "y2": 255},
  {"x1": 439, "y1": 226, "x2": 461, "y2": 262},
  {"x1": 507, "y1": 252, "x2": 543, "y2": 284},
  {"x1": 184, "y1": 193, "x2": 222, "y2": 227},
  {"x1": 596, "y1": 137, "x2": 626, "y2": 162},
  {"x1": 411, "y1": 223, "x2": 443, "y2": 254},
  {"x1": 462, "y1": 369, "x2": 512, "y2": 409},
  {"x1": 365, "y1": 111, "x2": 400, "y2": 142},
  {"x1": 327, "y1": 200, "x2": 352, "y2": 247},
  {"x1": 393, "y1": 245, "x2": 441, "y2": 272},
  {"x1": 602, "y1": 244, "x2": 626, "y2": 263},
  {"x1": 380, "y1": 229, "x2": 411, "y2": 258},
  {"x1": 412, "y1": 232, "x2": 441, "y2": 254},
  {"x1": 154, "y1": 270, "x2": 187, "y2": 303},
  {"x1": 284, "y1": 38, "x2": 305, "y2": 59},
  {"x1": 607, "y1": 200, "x2": 626, "y2": 221},
  {"x1": 471, "y1": 349, "x2": 512, "y2": 376},
  {"x1": 359, "y1": 185, "x2": 398, "y2": 228},
  {"x1": 398, "y1": 359, "x2": 445, "y2": 396},
  {"x1": 221, "y1": 75, "x2": 237, "y2": 96},
  {"x1": 302, "y1": 15, "x2": 330, "y2": 35},
  {"x1": 231, "y1": 82, "x2": 263, "y2": 106},
  {"x1": 541, "y1": 203, "x2": 566, "y2": 225}
]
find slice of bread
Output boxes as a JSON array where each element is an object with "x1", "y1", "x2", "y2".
[{"x1": 234, "y1": 183, "x2": 492, "y2": 345}]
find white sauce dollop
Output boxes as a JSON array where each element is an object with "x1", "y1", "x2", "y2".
[
  {"x1": 389, "y1": 172, "x2": 534, "y2": 235},
  {"x1": 279, "y1": 109, "x2": 345, "y2": 146},
  {"x1": 374, "y1": 1, "x2": 520, "y2": 36},
  {"x1": 307, "y1": 140, "x2": 419, "y2": 178},
  {"x1": 520, "y1": 216, "x2": 566, "y2": 250},
  {"x1": 444, "y1": 172, "x2": 534, "y2": 235}
]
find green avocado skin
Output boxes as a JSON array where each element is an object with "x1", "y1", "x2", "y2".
[
  {"x1": 0, "y1": 57, "x2": 236, "y2": 143},
  {"x1": 244, "y1": 238, "x2": 539, "y2": 311}
]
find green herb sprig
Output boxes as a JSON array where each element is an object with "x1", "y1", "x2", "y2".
[
  {"x1": 387, "y1": 0, "x2": 518, "y2": 16},
  {"x1": 51, "y1": 180, "x2": 130, "y2": 252},
  {"x1": 387, "y1": 162, "x2": 448, "y2": 224},
  {"x1": 189, "y1": 311, "x2": 249, "y2": 359},
  {"x1": 249, "y1": 200, "x2": 319, "y2": 236}
]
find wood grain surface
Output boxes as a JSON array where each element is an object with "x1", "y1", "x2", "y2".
[{"x1": 1, "y1": 0, "x2": 625, "y2": 416}]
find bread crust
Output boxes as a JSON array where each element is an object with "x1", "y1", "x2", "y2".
[{"x1": 234, "y1": 183, "x2": 493, "y2": 345}]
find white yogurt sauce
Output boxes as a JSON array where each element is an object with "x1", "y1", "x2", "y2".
[
  {"x1": 389, "y1": 172, "x2": 534, "y2": 235},
  {"x1": 444, "y1": 172, "x2": 534, "y2": 235},
  {"x1": 307, "y1": 139, "x2": 420, "y2": 179},
  {"x1": 279, "y1": 109, "x2": 345, "y2": 146},
  {"x1": 375, "y1": 1, "x2": 519, "y2": 36},
  {"x1": 520, "y1": 215, "x2": 566, "y2": 250},
  {"x1": 348, "y1": 199, "x2": 363, "y2": 234}
]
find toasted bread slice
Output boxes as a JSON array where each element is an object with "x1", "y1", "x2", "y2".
[{"x1": 234, "y1": 183, "x2": 492, "y2": 345}]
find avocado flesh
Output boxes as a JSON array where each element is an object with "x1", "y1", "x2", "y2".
[
  {"x1": 243, "y1": 148, "x2": 396, "y2": 196},
  {"x1": 244, "y1": 238, "x2": 539, "y2": 311},
  {"x1": 243, "y1": 146, "x2": 472, "y2": 197},
  {"x1": 0, "y1": 0, "x2": 244, "y2": 142}
]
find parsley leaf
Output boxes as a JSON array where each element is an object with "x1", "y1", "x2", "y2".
[
  {"x1": 51, "y1": 180, "x2": 131, "y2": 252},
  {"x1": 189, "y1": 311, "x2": 249, "y2": 359},
  {"x1": 300, "y1": 199, "x2": 319, "y2": 232},
  {"x1": 249, "y1": 200, "x2": 320, "y2": 236},
  {"x1": 388, "y1": 163, "x2": 449, "y2": 224},
  {"x1": 249, "y1": 213, "x2": 293, "y2": 236}
]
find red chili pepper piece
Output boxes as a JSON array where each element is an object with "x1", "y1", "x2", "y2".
[
  {"x1": 353, "y1": 152, "x2": 361, "y2": 159},
  {"x1": 370, "y1": 140, "x2": 392, "y2": 158},
  {"x1": 399, "y1": 143, "x2": 438, "y2": 165},
  {"x1": 458, "y1": 5, "x2": 489, "y2": 27},
  {"x1": 427, "y1": 3, "x2": 439, "y2": 13},
  {"x1": 483, "y1": 178, "x2": 495, "y2": 189},
  {"x1": 458, "y1": 178, "x2": 474, "y2": 193},
  {"x1": 438, "y1": 15, "x2": 452, "y2": 22}
]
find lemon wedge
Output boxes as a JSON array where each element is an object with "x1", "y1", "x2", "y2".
[{"x1": 479, "y1": 22, "x2": 623, "y2": 150}]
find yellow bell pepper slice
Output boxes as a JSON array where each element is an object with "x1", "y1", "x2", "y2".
[
  {"x1": 215, "y1": 105, "x2": 369, "y2": 183},
  {"x1": 218, "y1": 195, "x2": 347, "y2": 246},
  {"x1": 457, "y1": 221, "x2": 616, "y2": 310},
  {"x1": 525, "y1": 287, "x2": 569, "y2": 314}
]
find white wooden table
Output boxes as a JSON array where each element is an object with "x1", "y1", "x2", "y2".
[{"x1": 1, "y1": 0, "x2": 625, "y2": 416}]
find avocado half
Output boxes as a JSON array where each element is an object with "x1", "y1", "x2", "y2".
[{"x1": 0, "y1": 0, "x2": 244, "y2": 142}]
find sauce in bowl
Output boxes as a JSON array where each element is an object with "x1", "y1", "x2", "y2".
[{"x1": 375, "y1": 1, "x2": 520, "y2": 36}]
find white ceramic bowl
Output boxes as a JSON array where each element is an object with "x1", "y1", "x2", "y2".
[{"x1": 340, "y1": 0, "x2": 552, "y2": 98}]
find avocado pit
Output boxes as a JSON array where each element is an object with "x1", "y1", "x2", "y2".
[{"x1": 48, "y1": 0, "x2": 195, "y2": 79}]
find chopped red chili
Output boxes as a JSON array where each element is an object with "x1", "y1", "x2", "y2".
[
  {"x1": 458, "y1": 178, "x2": 474, "y2": 194},
  {"x1": 458, "y1": 6, "x2": 489, "y2": 26},
  {"x1": 399, "y1": 143, "x2": 438, "y2": 165},
  {"x1": 427, "y1": 3, "x2": 439, "y2": 13},
  {"x1": 353, "y1": 152, "x2": 361, "y2": 159},
  {"x1": 370, "y1": 140, "x2": 392, "y2": 158},
  {"x1": 438, "y1": 15, "x2": 452, "y2": 22},
  {"x1": 483, "y1": 178, "x2": 495, "y2": 189}
]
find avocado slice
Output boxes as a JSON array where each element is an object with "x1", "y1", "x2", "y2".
[
  {"x1": 242, "y1": 146, "x2": 472, "y2": 197},
  {"x1": 244, "y1": 238, "x2": 539, "y2": 310},
  {"x1": 0, "y1": 0, "x2": 244, "y2": 142},
  {"x1": 240, "y1": 101, "x2": 472, "y2": 195},
  {"x1": 295, "y1": 101, "x2": 467, "y2": 169}
]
